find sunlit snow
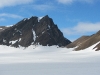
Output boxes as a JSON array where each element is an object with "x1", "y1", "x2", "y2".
[
  {"x1": 0, "y1": 28, "x2": 3, "y2": 29},
  {"x1": 0, "y1": 43, "x2": 100, "y2": 75},
  {"x1": 6, "y1": 25, "x2": 13, "y2": 27},
  {"x1": 38, "y1": 17, "x2": 43, "y2": 22},
  {"x1": 32, "y1": 29, "x2": 36, "y2": 41}
]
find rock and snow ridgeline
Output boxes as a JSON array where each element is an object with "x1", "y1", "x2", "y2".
[
  {"x1": 0, "y1": 15, "x2": 71, "y2": 48},
  {"x1": 0, "y1": 15, "x2": 100, "y2": 51},
  {"x1": 67, "y1": 30, "x2": 100, "y2": 51}
]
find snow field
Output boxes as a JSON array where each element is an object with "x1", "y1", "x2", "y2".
[{"x1": 0, "y1": 44, "x2": 100, "y2": 75}]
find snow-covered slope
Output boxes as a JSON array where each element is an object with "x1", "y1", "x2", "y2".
[{"x1": 0, "y1": 44, "x2": 100, "y2": 75}]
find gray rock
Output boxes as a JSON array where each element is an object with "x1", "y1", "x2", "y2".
[{"x1": 0, "y1": 15, "x2": 71, "y2": 48}]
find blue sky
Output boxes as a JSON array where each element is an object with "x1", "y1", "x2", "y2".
[{"x1": 0, "y1": 0, "x2": 100, "y2": 41}]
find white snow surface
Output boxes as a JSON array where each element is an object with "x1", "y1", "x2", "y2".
[
  {"x1": 0, "y1": 28, "x2": 3, "y2": 29},
  {"x1": 32, "y1": 29, "x2": 36, "y2": 41},
  {"x1": 9, "y1": 38, "x2": 21, "y2": 44},
  {"x1": 38, "y1": 16, "x2": 43, "y2": 22},
  {"x1": 0, "y1": 43, "x2": 100, "y2": 75},
  {"x1": 9, "y1": 40, "x2": 18, "y2": 44},
  {"x1": 6, "y1": 25, "x2": 13, "y2": 27}
]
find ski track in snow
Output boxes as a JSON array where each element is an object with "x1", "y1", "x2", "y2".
[{"x1": 0, "y1": 44, "x2": 100, "y2": 75}]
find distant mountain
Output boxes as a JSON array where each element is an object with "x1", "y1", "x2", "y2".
[
  {"x1": 67, "y1": 30, "x2": 100, "y2": 51},
  {"x1": 0, "y1": 15, "x2": 71, "y2": 47}
]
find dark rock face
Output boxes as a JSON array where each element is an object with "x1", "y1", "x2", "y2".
[
  {"x1": 0, "y1": 15, "x2": 71, "y2": 47},
  {"x1": 67, "y1": 30, "x2": 100, "y2": 51}
]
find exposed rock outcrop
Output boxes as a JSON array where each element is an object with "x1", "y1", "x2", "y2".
[
  {"x1": 67, "y1": 30, "x2": 100, "y2": 51},
  {"x1": 0, "y1": 15, "x2": 71, "y2": 47}
]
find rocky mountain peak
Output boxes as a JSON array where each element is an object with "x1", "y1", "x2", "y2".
[{"x1": 0, "y1": 15, "x2": 71, "y2": 48}]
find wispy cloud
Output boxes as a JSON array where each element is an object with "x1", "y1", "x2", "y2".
[
  {"x1": 0, "y1": 0, "x2": 34, "y2": 8},
  {"x1": 19, "y1": 0, "x2": 55, "y2": 12},
  {"x1": 57, "y1": 0, "x2": 73, "y2": 4},
  {"x1": 0, "y1": 13, "x2": 23, "y2": 19},
  {"x1": 0, "y1": 18, "x2": 5, "y2": 22},
  {"x1": 57, "y1": 0, "x2": 94, "y2": 4},
  {"x1": 32, "y1": 4, "x2": 55, "y2": 11},
  {"x1": 62, "y1": 22, "x2": 100, "y2": 35}
]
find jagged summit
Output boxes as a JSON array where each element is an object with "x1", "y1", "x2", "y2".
[{"x1": 0, "y1": 15, "x2": 71, "y2": 47}]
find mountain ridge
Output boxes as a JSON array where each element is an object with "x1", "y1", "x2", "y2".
[
  {"x1": 0, "y1": 15, "x2": 71, "y2": 48},
  {"x1": 67, "y1": 30, "x2": 100, "y2": 51}
]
